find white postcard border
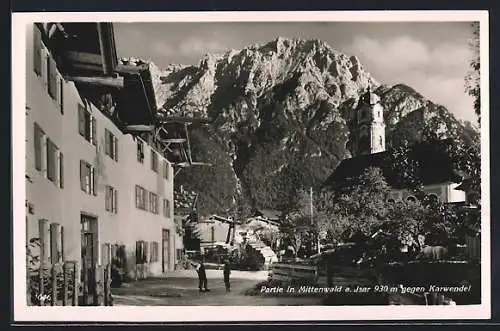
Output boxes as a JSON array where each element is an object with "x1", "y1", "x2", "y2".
[{"x1": 12, "y1": 10, "x2": 491, "y2": 321}]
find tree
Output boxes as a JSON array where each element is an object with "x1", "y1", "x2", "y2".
[
  {"x1": 389, "y1": 141, "x2": 423, "y2": 193},
  {"x1": 317, "y1": 166, "x2": 464, "y2": 251},
  {"x1": 465, "y1": 21, "x2": 480, "y2": 123},
  {"x1": 281, "y1": 214, "x2": 315, "y2": 258},
  {"x1": 384, "y1": 200, "x2": 428, "y2": 250},
  {"x1": 327, "y1": 167, "x2": 391, "y2": 241}
]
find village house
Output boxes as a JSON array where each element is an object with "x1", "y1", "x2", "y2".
[{"x1": 25, "y1": 22, "x2": 183, "y2": 287}]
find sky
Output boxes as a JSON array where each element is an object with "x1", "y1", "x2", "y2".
[{"x1": 114, "y1": 22, "x2": 477, "y2": 124}]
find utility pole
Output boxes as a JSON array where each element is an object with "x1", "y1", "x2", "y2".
[
  {"x1": 310, "y1": 187, "x2": 320, "y2": 255},
  {"x1": 310, "y1": 187, "x2": 313, "y2": 226}
]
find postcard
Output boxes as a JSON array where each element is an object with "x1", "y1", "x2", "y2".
[{"x1": 12, "y1": 10, "x2": 490, "y2": 321}]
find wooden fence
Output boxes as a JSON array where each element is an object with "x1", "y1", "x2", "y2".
[
  {"x1": 465, "y1": 234, "x2": 480, "y2": 261},
  {"x1": 268, "y1": 262, "x2": 319, "y2": 284},
  {"x1": 27, "y1": 219, "x2": 112, "y2": 306},
  {"x1": 27, "y1": 260, "x2": 79, "y2": 306}
]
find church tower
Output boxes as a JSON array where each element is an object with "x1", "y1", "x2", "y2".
[{"x1": 355, "y1": 86, "x2": 386, "y2": 155}]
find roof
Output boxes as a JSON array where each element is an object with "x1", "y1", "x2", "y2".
[
  {"x1": 323, "y1": 139, "x2": 462, "y2": 190},
  {"x1": 40, "y1": 23, "x2": 118, "y2": 77},
  {"x1": 455, "y1": 177, "x2": 477, "y2": 192},
  {"x1": 38, "y1": 23, "x2": 157, "y2": 128},
  {"x1": 253, "y1": 209, "x2": 281, "y2": 221}
]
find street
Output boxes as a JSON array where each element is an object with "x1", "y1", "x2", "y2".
[{"x1": 111, "y1": 270, "x2": 324, "y2": 306}]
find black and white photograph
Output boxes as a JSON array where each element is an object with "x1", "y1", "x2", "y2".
[{"x1": 12, "y1": 11, "x2": 490, "y2": 321}]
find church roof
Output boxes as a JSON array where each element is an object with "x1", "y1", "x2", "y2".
[{"x1": 322, "y1": 139, "x2": 463, "y2": 190}]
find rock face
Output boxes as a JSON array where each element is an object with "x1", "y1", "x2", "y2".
[{"x1": 144, "y1": 37, "x2": 476, "y2": 216}]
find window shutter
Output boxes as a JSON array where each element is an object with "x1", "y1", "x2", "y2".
[
  {"x1": 135, "y1": 186, "x2": 139, "y2": 209},
  {"x1": 47, "y1": 57, "x2": 54, "y2": 98},
  {"x1": 59, "y1": 78, "x2": 64, "y2": 114},
  {"x1": 105, "y1": 186, "x2": 110, "y2": 211},
  {"x1": 149, "y1": 242, "x2": 153, "y2": 262},
  {"x1": 78, "y1": 105, "x2": 85, "y2": 136},
  {"x1": 151, "y1": 150, "x2": 155, "y2": 171},
  {"x1": 34, "y1": 124, "x2": 42, "y2": 171},
  {"x1": 143, "y1": 242, "x2": 149, "y2": 264},
  {"x1": 101, "y1": 244, "x2": 108, "y2": 266},
  {"x1": 104, "y1": 130, "x2": 110, "y2": 156},
  {"x1": 92, "y1": 166, "x2": 97, "y2": 195},
  {"x1": 44, "y1": 54, "x2": 49, "y2": 87},
  {"x1": 46, "y1": 139, "x2": 55, "y2": 182},
  {"x1": 33, "y1": 26, "x2": 42, "y2": 75},
  {"x1": 114, "y1": 189, "x2": 118, "y2": 213},
  {"x1": 80, "y1": 160, "x2": 86, "y2": 191},
  {"x1": 111, "y1": 245, "x2": 117, "y2": 262},
  {"x1": 91, "y1": 117, "x2": 97, "y2": 146},
  {"x1": 135, "y1": 241, "x2": 141, "y2": 263},
  {"x1": 114, "y1": 137, "x2": 118, "y2": 161},
  {"x1": 59, "y1": 152, "x2": 64, "y2": 188},
  {"x1": 155, "y1": 242, "x2": 159, "y2": 262},
  {"x1": 52, "y1": 59, "x2": 57, "y2": 99}
]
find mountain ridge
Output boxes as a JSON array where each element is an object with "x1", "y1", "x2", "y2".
[{"x1": 124, "y1": 37, "x2": 477, "y2": 216}]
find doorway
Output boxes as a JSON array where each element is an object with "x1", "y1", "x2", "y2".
[
  {"x1": 81, "y1": 214, "x2": 98, "y2": 305},
  {"x1": 162, "y1": 229, "x2": 170, "y2": 273}
]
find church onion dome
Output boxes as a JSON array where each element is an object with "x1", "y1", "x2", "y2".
[{"x1": 360, "y1": 86, "x2": 380, "y2": 105}]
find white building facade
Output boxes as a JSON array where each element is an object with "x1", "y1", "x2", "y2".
[{"x1": 25, "y1": 23, "x2": 182, "y2": 280}]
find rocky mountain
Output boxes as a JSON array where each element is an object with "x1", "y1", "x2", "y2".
[{"x1": 141, "y1": 37, "x2": 477, "y2": 216}]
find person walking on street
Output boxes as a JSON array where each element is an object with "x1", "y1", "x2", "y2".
[
  {"x1": 197, "y1": 258, "x2": 209, "y2": 292},
  {"x1": 223, "y1": 259, "x2": 231, "y2": 292}
]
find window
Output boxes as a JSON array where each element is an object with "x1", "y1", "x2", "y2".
[
  {"x1": 105, "y1": 185, "x2": 118, "y2": 214},
  {"x1": 137, "y1": 140, "x2": 144, "y2": 163},
  {"x1": 105, "y1": 129, "x2": 118, "y2": 161},
  {"x1": 80, "y1": 160, "x2": 96, "y2": 195},
  {"x1": 163, "y1": 160, "x2": 169, "y2": 179},
  {"x1": 78, "y1": 104, "x2": 96, "y2": 145},
  {"x1": 46, "y1": 138, "x2": 57, "y2": 183},
  {"x1": 135, "y1": 185, "x2": 147, "y2": 210},
  {"x1": 151, "y1": 150, "x2": 158, "y2": 172},
  {"x1": 33, "y1": 25, "x2": 42, "y2": 76},
  {"x1": 34, "y1": 123, "x2": 44, "y2": 171},
  {"x1": 379, "y1": 136, "x2": 383, "y2": 147},
  {"x1": 135, "y1": 240, "x2": 148, "y2": 264},
  {"x1": 47, "y1": 56, "x2": 57, "y2": 100},
  {"x1": 164, "y1": 199, "x2": 171, "y2": 218},
  {"x1": 149, "y1": 192, "x2": 159, "y2": 214},
  {"x1": 149, "y1": 242, "x2": 159, "y2": 262}
]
